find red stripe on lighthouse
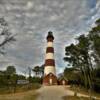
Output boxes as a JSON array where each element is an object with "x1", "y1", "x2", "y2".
[
  {"x1": 46, "y1": 47, "x2": 54, "y2": 53},
  {"x1": 45, "y1": 59, "x2": 55, "y2": 66}
]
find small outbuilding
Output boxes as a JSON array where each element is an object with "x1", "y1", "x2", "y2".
[{"x1": 58, "y1": 77, "x2": 68, "y2": 85}]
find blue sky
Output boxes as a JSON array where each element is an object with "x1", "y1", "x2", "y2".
[{"x1": 0, "y1": 0, "x2": 100, "y2": 75}]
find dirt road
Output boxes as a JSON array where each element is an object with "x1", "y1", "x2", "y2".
[{"x1": 36, "y1": 86, "x2": 73, "y2": 100}]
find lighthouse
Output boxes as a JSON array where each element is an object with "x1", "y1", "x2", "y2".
[{"x1": 43, "y1": 31, "x2": 58, "y2": 85}]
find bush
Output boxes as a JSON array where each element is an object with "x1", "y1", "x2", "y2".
[
  {"x1": 93, "y1": 79, "x2": 100, "y2": 92},
  {"x1": 31, "y1": 77, "x2": 42, "y2": 84}
]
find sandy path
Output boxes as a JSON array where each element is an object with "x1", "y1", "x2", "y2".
[{"x1": 36, "y1": 86, "x2": 72, "y2": 100}]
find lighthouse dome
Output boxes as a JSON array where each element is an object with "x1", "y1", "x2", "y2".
[{"x1": 47, "y1": 31, "x2": 54, "y2": 40}]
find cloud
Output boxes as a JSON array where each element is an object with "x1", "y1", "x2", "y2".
[
  {"x1": 26, "y1": 1, "x2": 34, "y2": 10},
  {"x1": 0, "y1": 0, "x2": 100, "y2": 74}
]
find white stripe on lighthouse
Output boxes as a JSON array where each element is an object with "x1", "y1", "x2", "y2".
[
  {"x1": 44, "y1": 66, "x2": 56, "y2": 75},
  {"x1": 47, "y1": 42, "x2": 53, "y2": 47},
  {"x1": 45, "y1": 53, "x2": 54, "y2": 59}
]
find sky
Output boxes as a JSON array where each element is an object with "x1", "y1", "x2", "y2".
[{"x1": 0, "y1": 0, "x2": 100, "y2": 75}]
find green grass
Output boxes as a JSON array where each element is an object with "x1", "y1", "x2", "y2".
[
  {"x1": 0, "y1": 83, "x2": 41, "y2": 94},
  {"x1": 0, "y1": 83, "x2": 40, "y2": 100},
  {"x1": 69, "y1": 85, "x2": 100, "y2": 98},
  {"x1": 0, "y1": 89, "x2": 38, "y2": 100},
  {"x1": 63, "y1": 96, "x2": 100, "y2": 100},
  {"x1": 63, "y1": 96, "x2": 90, "y2": 100},
  {"x1": 24, "y1": 94, "x2": 38, "y2": 100}
]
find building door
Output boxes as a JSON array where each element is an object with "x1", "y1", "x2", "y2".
[
  {"x1": 62, "y1": 80, "x2": 65, "y2": 85},
  {"x1": 49, "y1": 78, "x2": 52, "y2": 85}
]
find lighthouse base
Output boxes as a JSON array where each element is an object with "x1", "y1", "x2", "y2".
[{"x1": 43, "y1": 73, "x2": 58, "y2": 85}]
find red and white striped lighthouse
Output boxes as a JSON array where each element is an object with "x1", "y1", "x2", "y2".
[{"x1": 43, "y1": 31, "x2": 58, "y2": 85}]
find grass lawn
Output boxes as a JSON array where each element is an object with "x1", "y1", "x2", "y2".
[
  {"x1": 0, "y1": 83, "x2": 41, "y2": 94},
  {"x1": 68, "y1": 85, "x2": 100, "y2": 98},
  {"x1": 0, "y1": 83, "x2": 41, "y2": 100},
  {"x1": 63, "y1": 96, "x2": 91, "y2": 100},
  {"x1": 0, "y1": 89, "x2": 38, "y2": 100}
]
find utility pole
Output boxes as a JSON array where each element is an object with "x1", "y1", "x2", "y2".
[{"x1": 28, "y1": 67, "x2": 32, "y2": 83}]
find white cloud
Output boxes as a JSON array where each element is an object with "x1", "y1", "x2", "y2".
[
  {"x1": 49, "y1": 14, "x2": 60, "y2": 21},
  {"x1": 26, "y1": 1, "x2": 34, "y2": 10}
]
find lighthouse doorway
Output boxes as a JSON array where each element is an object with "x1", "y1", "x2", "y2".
[
  {"x1": 62, "y1": 80, "x2": 65, "y2": 85},
  {"x1": 49, "y1": 78, "x2": 53, "y2": 85}
]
